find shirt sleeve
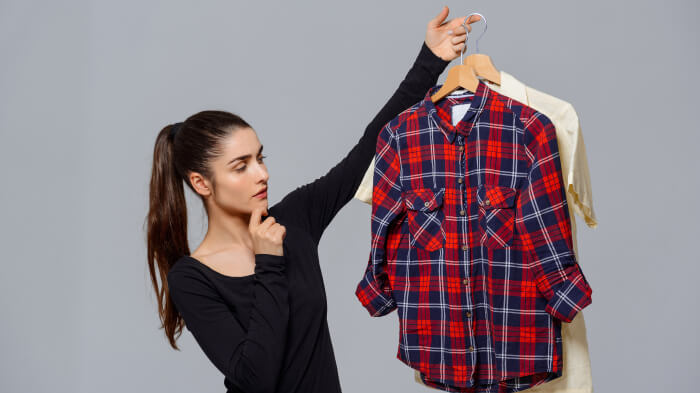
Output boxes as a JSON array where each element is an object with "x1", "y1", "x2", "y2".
[
  {"x1": 354, "y1": 157, "x2": 375, "y2": 204},
  {"x1": 516, "y1": 113, "x2": 593, "y2": 323},
  {"x1": 355, "y1": 122, "x2": 403, "y2": 316},
  {"x1": 167, "y1": 254, "x2": 288, "y2": 393},
  {"x1": 273, "y1": 42, "x2": 448, "y2": 244},
  {"x1": 561, "y1": 103, "x2": 598, "y2": 228}
]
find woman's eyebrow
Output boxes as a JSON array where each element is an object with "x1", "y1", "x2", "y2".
[{"x1": 228, "y1": 145, "x2": 264, "y2": 165}]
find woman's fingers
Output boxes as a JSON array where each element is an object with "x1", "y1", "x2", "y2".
[
  {"x1": 464, "y1": 14, "x2": 481, "y2": 25},
  {"x1": 451, "y1": 34, "x2": 466, "y2": 45},
  {"x1": 259, "y1": 215, "x2": 276, "y2": 234},
  {"x1": 273, "y1": 224, "x2": 286, "y2": 242},
  {"x1": 249, "y1": 207, "x2": 264, "y2": 232},
  {"x1": 451, "y1": 24, "x2": 467, "y2": 36},
  {"x1": 248, "y1": 207, "x2": 284, "y2": 255},
  {"x1": 425, "y1": 8, "x2": 482, "y2": 61},
  {"x1": 445, "y1": 14, "x2": 480, "y2": 33}
]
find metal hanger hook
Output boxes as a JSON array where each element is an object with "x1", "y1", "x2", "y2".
[{"x1": 460, "y1": 12, "x2": 487, "y2": 64}]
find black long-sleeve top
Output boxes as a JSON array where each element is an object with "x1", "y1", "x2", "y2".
[{"x1": 167, "y1": 43, "x2": 449, "y2": 393}]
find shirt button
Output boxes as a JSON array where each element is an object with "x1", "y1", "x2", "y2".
[
  {"x1": 460, "y1": 209, "x2": 465, "y2": 216},
  {"x1": 466, "y1": 311, "x2": 472, "y2": 318},
  {"x1": 484, "y1": 199, "x2": 491, "y2": 206},
  {"x1": 424, "y1": 201, "x2": 430, "y2": 207},
  {"x1": 459, "y1": 146, "x2": 464, "y2": 151},
  {"x1": 468, "y1": 346, "x2": 474, "y2": 352},
  {"x1": 461, "y1": 245, "x2": 468, "y2": 251},
  {"x1": 458, "y1": 178, "x2": 463, "y2": 184},
  {"x1": 462, "y1": 278, "x2": 469, "y2": 285}
]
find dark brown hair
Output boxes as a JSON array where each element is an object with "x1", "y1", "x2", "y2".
[{"x1": 145, "y1": 110, "x2": 251, "y2": 349}]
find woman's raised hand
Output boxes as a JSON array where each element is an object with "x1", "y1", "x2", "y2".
[
  {"x1": 425, "y1": 6, "x2": 482, "y2": 61},
  {"x1": 249, "y1": 207, "x2": 286, "y2": 256}
]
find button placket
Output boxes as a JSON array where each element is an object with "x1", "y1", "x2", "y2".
[
  {"x1": 457, "y1": 134, "x2": 468, "y2": 260},
  {"x1": 456, "y1": 133, "x2": 475, "y2": 356}
]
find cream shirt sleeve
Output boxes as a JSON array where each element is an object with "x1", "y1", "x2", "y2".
[
  {"x1": 491, "y1": 69, "x2": 598, "y2": 229},
  {"x1": 525, "y1": 85, "x2": 598, "y2": 229},
  {"x1": 354, "y1": 158, "x2": 374, "y2": 204},
  {"x1": 558, "y1": 102, "x2": 597, "y2": 228}
]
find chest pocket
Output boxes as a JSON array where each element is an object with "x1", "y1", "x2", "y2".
[
  {"x1": 403, "y1": 187, "x2": 446, "y2": 252},
  {"x1": 477, "y1": 184, "x2": 517, "y2": 248}
]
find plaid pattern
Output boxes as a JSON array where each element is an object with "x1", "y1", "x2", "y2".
[{"x1": 355, "y1": 82, "x2": 593, "y2": 392}]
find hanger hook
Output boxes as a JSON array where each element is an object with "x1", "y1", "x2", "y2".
[{"x1": 460, "y1": 12, "x2": 487, "y2": 64}]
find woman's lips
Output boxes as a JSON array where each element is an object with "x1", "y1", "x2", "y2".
[{"x1": 254, "y1": 189, "x2": 267, "y2": 199}]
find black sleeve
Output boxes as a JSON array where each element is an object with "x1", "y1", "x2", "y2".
[
  {"x1": 274, "y1": 42, "x2": 449, "y2": 244},
  {"x1": 167, "y1": 254, "x2": 288, "y2": 393}
]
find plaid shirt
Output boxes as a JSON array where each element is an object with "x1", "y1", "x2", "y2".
[{"x1": 355, "y1": 82, "x2": 593, "y2": 392}]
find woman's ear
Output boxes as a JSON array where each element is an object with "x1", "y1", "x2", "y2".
[{"x1": 189, "y1": 171, "x2": 213, "y2": 197}]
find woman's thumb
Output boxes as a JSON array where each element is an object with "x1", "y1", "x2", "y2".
[{"x1": 428, "y1": 6, "x2": 449, "y2": 28}]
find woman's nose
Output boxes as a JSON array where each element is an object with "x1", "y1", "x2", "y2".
[{"x1": 255, "y1": 162, "x2": 269, "y2": 182}]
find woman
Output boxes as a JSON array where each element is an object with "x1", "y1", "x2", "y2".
[{"x1": 146, "y1": 7, "x2": 479, "y2": 393}]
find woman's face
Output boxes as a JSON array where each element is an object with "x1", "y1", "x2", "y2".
[{"x1": 202, "y1": 127, "x2": 269, "y2": 216}]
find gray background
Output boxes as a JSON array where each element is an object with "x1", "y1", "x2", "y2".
[{"x1": 1, "y1": 0, "x2": 698, "y2": 392}]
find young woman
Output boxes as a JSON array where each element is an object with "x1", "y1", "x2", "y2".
[{"x1": 146, "y1": 7, "x2": 478, "y2": 393}]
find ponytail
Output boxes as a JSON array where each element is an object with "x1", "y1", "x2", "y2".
[
  {"x1": 146, "y1": 124, "x2": 189, "y2": 349},
  {"x1": 145, "y1": 111, "x2": 252, "y2": 349}
]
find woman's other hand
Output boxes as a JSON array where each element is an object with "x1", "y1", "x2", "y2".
[
  {"x1": 249, "y1": 207, "x2": 286, "y2": 256},
  {"x1": 425, "y1": 6, "x2": 481, "y2": 61}
]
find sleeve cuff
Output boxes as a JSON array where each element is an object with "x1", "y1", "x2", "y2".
[
  {"x1": 254, "y1": 254, "x2": 286, "y2": 273},
  {"x1": 355, "y1": 276, "x2": 396, "y2": 317},
  {"x1": 415, "y1": 41, "x2": 451, "y2": 76},
  {"x1": 538, "y1": 264, "x2": 592, "y2": 323}
]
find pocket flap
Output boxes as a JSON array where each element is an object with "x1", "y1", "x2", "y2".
[
  {"x1": 477, "y1": 184, "x2": 517, "y2": 208},
  {"x1": 403, "y1": 188, "x2": 445, "y2": 211}
]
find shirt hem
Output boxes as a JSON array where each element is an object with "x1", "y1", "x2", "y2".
[{"x1": 398, "y1": 354, "x2": 562, "y2": 392}]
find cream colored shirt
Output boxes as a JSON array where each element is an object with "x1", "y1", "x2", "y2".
[{"x1": 355, "y1": 71, "x2": 598, "y2": 392}]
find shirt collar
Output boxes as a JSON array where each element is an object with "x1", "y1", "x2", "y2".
[
  {"x1": 422, "y1": 80, "x2": 492, "y2": 144},
  {"x1": 484, "y1": 70, "x2": 529, "y2": 107}
]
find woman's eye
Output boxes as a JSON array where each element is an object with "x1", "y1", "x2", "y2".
[{"x1": 235, "y1": 156, "x2": 265, "y2": 172}]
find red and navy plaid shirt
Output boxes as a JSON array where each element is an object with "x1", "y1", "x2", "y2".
[{"x1": 355, "y1": 81, "x2": 593, "y2": 392}]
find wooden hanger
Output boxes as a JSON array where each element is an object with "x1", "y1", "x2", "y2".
[
  {"x1": 431, "y1": 13, "x2": 484, "y2": 102},
  {"x1": 465, "y1": 13, "x2": 500, "y2": 85},
  {"x1": 465, "y1": 53, "x2": 500, "y2": 85},
  {"x1": 430, "y1": 64, "x2": 479, "y2": 102}
]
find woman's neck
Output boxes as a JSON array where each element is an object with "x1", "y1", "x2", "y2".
[{"x1": 196, "y1": 212, "x2": 253, "y2": 256}]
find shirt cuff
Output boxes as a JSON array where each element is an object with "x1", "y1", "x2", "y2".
[
  {"x1": 355, "y1": 275, "x2": 396, "y2": 317},
  {"x1": 538, "y1": 264, "x2": 592, "y2": 323}
]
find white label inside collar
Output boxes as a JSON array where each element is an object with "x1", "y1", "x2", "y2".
[
  {"x1": 449, "y1": 88, "x2": 471, "y2": 95},
  {"x1": 451, "y1": 104, "x2": 471, "y2": 126}
]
